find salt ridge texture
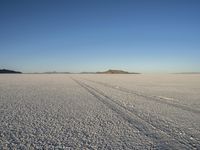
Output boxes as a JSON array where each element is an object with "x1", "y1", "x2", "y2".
[{"x1": 0, "y1": 74, "x2": 199, "y2": 149}]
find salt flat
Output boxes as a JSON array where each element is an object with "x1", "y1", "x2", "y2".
[{"x1": 0, "y1": 74, "x2": 200, "y2": 149}]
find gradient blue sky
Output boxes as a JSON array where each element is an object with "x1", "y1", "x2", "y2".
[{"x1": 0, "y1": 0, "x2": 200, "y2": 73}]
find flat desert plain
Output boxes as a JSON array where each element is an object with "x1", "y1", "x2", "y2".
[{"x1": 0, "y1": 74, "x2": 200, "y2": 149}]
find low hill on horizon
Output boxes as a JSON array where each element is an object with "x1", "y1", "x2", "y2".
[
  {"x1": 0, "y1": 69, "x2": 22, "y2": 74},
  {"x1": 43, "y1": 71, "x2": 71, "y2": 74},
  {"x1": 96, "y1": 69, "x2": 140, "y2": 74},
  {"x1": 174, "y1": 72, "x2": 200, "y2": 74}
]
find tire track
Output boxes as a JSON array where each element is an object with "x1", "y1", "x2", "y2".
[
  {"x1": 70, "y1": 77, "x2": 196, "y2": 149},
  {"x1": 80, "y1": 78, "x2": 200, "y2": 148},
  {"x1": 81, "y1": 78, "x2": 200, "y2": 115}
]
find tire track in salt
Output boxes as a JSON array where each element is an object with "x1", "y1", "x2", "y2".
[
  {"x1": 70, "y1": 77, "x2": 195, "y2": 149},
  {"x1": 80, "y1": 77, "x2": 200, "y2": 148},
  {"x1": 82, "y1": 78, "x2": 200, "y2": 115}
]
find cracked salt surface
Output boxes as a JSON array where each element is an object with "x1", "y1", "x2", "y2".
[{"x1": 0, "y1": 74, "x2": 200, "y2": 149}]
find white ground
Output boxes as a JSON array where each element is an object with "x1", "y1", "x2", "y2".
[{"x1": 0, "y1": 74, "x2": 199, "y2": 149}]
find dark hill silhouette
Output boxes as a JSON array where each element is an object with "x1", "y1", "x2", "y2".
[
  {"x1": 0, "y1": 69, "x2": 22, "y2": 74},
  {"x1": 96, "y1": 69, "x2": 140, "y2": 74}
]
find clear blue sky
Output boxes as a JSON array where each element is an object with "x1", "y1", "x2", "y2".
[{"x1": 0, "y1": 0, "x2": 200, "y2": 73}]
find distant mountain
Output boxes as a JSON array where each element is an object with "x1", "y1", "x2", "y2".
[
  {"x1": 43, "y1": 71, "x2": 71, "y2": 74},
  {"x1": 80, "y1": 72, "x2": 96, "y2": 74},
  {"x1": 173, "y1": 72, "x2": 200, "y2": 74},
  {"x1": 174, "y1": 72, "x2": 200, "y2": 74},
  {"x1": 96, "y1": 69, "x2": 140, "y2": 74},
  {"x1": 0, "y1": 69, "x2": 22, "y2": 74}
]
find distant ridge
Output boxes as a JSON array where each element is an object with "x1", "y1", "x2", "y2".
[
  {"x1": 8, "y1": 69, "x2": 139, "y2": 74},
  {"x1": 174, "y1": 72, "x2": 200, "y2": 74},
  {"x1": 43, "y1": 71, "x2": 71, "y2": 74},
  {"x1": 0, "y1": 69, "x2": 22, "y2": 74},
  {"x1": 80, "y1": 72, "x2": 96, "y2": 74},
  {"x1": 96, "y1": 69, "x2": 140, "y2": 74}
]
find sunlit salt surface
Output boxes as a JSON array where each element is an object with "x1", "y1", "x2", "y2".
[{"x1": 0, "y1": 74, "x2": 199, "y2": 149}]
